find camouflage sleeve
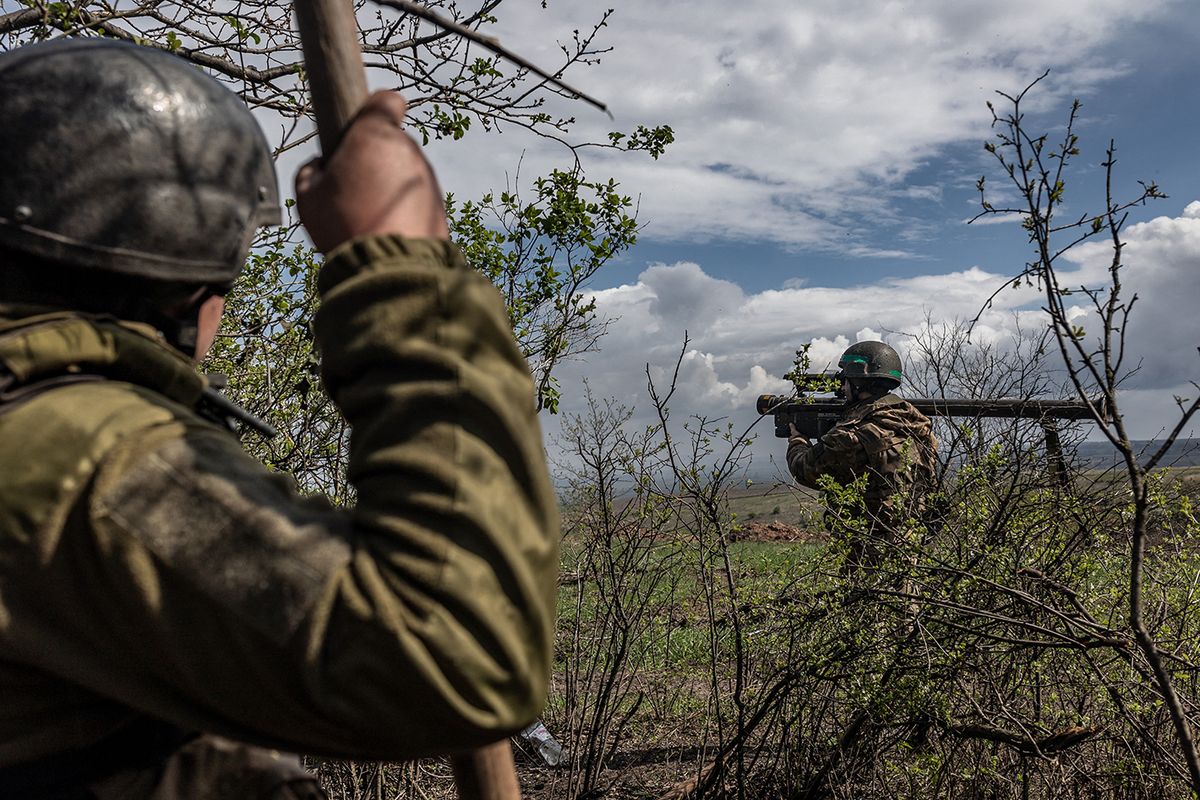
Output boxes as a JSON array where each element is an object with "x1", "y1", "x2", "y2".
[
  {"x1": 82, "y1": 236, "x2": 558, "y2": 760},
  {"x1": 787, "y1": 420, "x2": 870, "y2": 489}
]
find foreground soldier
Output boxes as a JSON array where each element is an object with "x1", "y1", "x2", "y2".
[
  {"x1": 0, "y1": 40, "x2": 558, "y2": 798},
  {"x1": 786, "y1": 342, "x2": 937, "y2": 571}
]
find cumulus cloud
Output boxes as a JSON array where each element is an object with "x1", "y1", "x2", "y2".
[
  {"x1": 1057, "y1": 201, "x2": 1200, "y2": 390},
  {"x1": 546, "y1": 202, "x2": 1200, "y2": 469},
  {"x1": 425, "y1": 0, "x2": 1175, "y2": 252},
  {"x1": 641, "y1": 262, "x2": 745, "y2": 330}
]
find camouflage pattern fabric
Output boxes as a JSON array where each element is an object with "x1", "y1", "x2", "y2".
[
  {"x1": 0, "y1": 236, "x2": 559, "y2": 796},
  {"x1": 787, "y1": 393, "x2": 938, "y2": 568}
]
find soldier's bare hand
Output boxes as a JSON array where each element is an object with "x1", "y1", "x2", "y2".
[
  {"x1": 295, "y1": 91, "x2": 450, "y2": 253},
  {"x1": 787, "y1": 423, "x2": 808, "y2": 442}
]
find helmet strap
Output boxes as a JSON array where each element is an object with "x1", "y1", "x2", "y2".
[
  {"x1": 143, "y1": 305, "x2": 199, "y2": 355},
  {"x1": 143, "y1": 285, "x2": 221, "y2": 356},
  {"x1": 845, "y1": 380, "x2": 875, "y2": 405}
]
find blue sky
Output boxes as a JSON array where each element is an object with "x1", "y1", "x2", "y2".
[
  {"x1": 611, "y1": 47, "x2": 1200, "y2": 296},
  {"x1": 417, "y1": 0, "x2": 1200, "y2": 465},
  {"x1": 239, "y1": 0, "x2": 1198, "y2": 470}
]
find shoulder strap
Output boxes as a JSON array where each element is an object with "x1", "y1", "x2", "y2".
[
  {"x1": 0, "y1": 365, "x2": 275, "y2": 439},
  {"x1": 198, "y1": 382, "x2": 278, "y2": 439},
  {"x1": 0, "y1": 367, "x2": 106, "y2": 417}
]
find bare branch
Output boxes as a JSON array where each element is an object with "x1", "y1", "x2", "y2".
[{"x1": 370, "y1": 0, "x2": 610, "y2": 116}]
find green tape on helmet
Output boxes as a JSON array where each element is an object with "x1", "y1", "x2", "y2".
[{"x1": 836, "y1": 341, "x2": 904, "y2": 389}]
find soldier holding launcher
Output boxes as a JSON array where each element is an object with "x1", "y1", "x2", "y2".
[{"x1": 786, "y1": 341, "x2": 938, "y2": 571}]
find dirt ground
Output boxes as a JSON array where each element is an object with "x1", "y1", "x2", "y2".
[
  {"x1": 514, "y1": 738, "x2": 719, "y2": 800},
  {"x1": 730, "y1": 519, "x2": 828, "y2": 545}
]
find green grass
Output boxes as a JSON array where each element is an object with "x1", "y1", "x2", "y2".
[
  {"x1": 557, "y1": 537, "x2": 828, "y2": 670},
  {"x1": 725, "y1": 485, "x2": 821, "y2": 528},
  {"x1": 545, "y1": 463, "x2": 1200, "y2": 799}
]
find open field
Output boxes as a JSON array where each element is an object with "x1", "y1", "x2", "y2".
[
  {"x1": 313, "y1": 460, "x2": 1200, "y2": 799},
  {"x1": 525, "y1": 456, "x2": 1200, "y2": 799},
  {"x1": 726, "y1": 484, "x2": 816, "y2": 529}
]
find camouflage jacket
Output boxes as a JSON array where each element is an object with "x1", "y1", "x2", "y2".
[
  {"x1": 0, "y1": 236, "x2": 559, "y2": 797},
  {"x1": 787, "y1": 393, "x2": 938, "y2": 531}
]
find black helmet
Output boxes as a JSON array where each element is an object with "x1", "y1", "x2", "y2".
[
  {"x1": 837, "y1": 341, "x2": 903, "y2": 389},
  {"x1": 0, "y1": 39, "x2": 280, "y2": 288}
]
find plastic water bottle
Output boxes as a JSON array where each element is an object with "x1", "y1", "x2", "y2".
[{"x1": 520, "y1": 719, "x2": 565, "y2": 766}]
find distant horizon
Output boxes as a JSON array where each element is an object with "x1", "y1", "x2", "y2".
[{"x1": 452, "y1": 2, "x2": 1200, "y2": 466}]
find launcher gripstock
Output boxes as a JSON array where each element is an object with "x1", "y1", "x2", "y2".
[{"x1": 756, "y1": 393, "x2": 1108, "y2": 440}]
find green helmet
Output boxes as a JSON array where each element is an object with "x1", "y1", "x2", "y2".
[{"x1": 837, "y1": 341, "x2": 903, "y2": 389}]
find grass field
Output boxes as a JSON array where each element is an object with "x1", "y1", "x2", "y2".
[
  {"x1": 725, "y1": 483, "x2": 819, "y2": 530},
  {"x1": 529, "y1": 461, "x2": 1200, "y2": 799}
]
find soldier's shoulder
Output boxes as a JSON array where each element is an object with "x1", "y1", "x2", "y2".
[
  {"x1": 0, "y1": 381, "x2": 214, "y2": 549},
  {"x1": 872, "y1": 394, "x2": 929, "y2": 419},
  {"x1": 0, "y1": 379, "x2": 217, "y2": 467},
  {"x1": 870, "y1": 392, "x2": 907, "y2": 409},
  {"x1": 854, "y1": 396, "x2": 933, "y2": 440}
]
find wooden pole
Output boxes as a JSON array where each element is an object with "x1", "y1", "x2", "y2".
[
  {"x1": 451, "y1": 741, "x2": 523, "y2": 800},
  {"x1": 294, "y1": 0, "x2": 369, "y2": 154},
  {"x1": 293, "y1": 2, "x2": 523, "y2": 798}
]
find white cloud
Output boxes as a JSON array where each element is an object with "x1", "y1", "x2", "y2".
[
  {"x1": 547, "y1": 202, "x2": 1200, "y2": 467},
  {"x1": 641, "y1": 262, "x2": 745, "y2": 330},
  {"x1": 424, "y1": 0, "x2": 1175, "y2": 251},
  {"x1": 1055, "y1": 202, "x2": 1200, "y2": 390}
]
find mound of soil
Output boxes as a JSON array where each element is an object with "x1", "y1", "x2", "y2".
[{"x1": 731, "y1": 520, "x2": 827, "y2": 544}]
